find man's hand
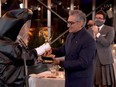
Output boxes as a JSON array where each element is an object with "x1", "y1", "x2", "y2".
[
  {"x1": 42, "y1": 49, "x2": 52, "y2": 57},
  {"x1": 92, "y1": 25, "x2": 99, "y2": 35},
  {"x1": 53, "y1": 58, "x2": 60, "y2": 65}
]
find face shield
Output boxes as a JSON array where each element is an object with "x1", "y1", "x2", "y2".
[{"x1": 17, "y1": 20, "x2": 31, "y2": 44}]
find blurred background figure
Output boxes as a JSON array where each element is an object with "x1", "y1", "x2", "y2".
[{"x1": 87, "y1": 20, "x2": 94, "y2": 29}]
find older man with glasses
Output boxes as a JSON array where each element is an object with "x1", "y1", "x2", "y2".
[{"x1": 45, "y1": 10, "x2": 96, "y2": 87}]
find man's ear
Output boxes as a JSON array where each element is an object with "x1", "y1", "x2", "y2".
[{"x1": 80, "y1": 21, "x2": 84, "y2": 27}]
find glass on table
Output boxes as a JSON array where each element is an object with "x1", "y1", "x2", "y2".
[{"x1": 47, "y1": 64, "x2": 59, "y2": 76}]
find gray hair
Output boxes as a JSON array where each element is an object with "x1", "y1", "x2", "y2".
[{"x1": 69, "y1": 10, "x2": 87, "y2": 27}]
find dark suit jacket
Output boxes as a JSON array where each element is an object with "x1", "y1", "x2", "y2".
[
  {"x1": 88, "y1": 25, "x2": 115, "y2": 65},
  {"x1": 53, "y1": 28, "x2": 96, "y2": 87}
]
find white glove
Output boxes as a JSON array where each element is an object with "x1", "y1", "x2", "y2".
[{"x1": 35, "y1": 43, "x2": 51, "y2": 56}]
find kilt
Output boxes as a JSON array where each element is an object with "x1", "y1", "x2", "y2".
[{"x1": 94, "y1": 57, "x2": 116, "y2": 87}]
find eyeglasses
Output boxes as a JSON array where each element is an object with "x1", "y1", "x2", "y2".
[
  {"x1": 95, "y1": 17, "x2": 104, "y2": 20},
  {"x1": 67, "y1": 21, "x2": 78, "y2": 25}
]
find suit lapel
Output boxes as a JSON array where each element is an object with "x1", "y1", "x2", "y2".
[{"x1": 99, "y1": 25, "x2": 105, "y2": 34}]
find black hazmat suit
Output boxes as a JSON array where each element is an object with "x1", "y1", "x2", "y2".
[{"x1": 0, "y1": 8, "x2": 39, "y2": 87}]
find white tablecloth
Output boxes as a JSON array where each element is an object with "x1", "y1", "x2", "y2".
[{"x1": 29, "y1": 71, "x2": 65, "y2": 87}]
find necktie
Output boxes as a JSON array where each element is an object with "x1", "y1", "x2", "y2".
[{"x1": 98, "y1": 28, "x2": 100, "y2": 31}]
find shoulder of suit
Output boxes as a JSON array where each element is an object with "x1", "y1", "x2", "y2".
[{"x1": 103, "y1": 25, "x2": 114, "y2": 29}]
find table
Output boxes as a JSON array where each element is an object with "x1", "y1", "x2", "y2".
[{"x1": 28, "y1": 71, "x2": 65, "y2": 87}]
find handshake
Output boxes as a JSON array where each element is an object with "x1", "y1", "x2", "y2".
[{"x1": 35, "y1": 43, "x2": 61, "y2": 65}]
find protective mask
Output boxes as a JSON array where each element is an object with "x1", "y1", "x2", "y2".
[{"x1": 94, "y1": 20, "x2": 104, "y2": 27}]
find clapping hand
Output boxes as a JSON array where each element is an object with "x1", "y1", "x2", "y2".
[{"x1": 92, "y1": 25, "x2": 99, "y2": 35}]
